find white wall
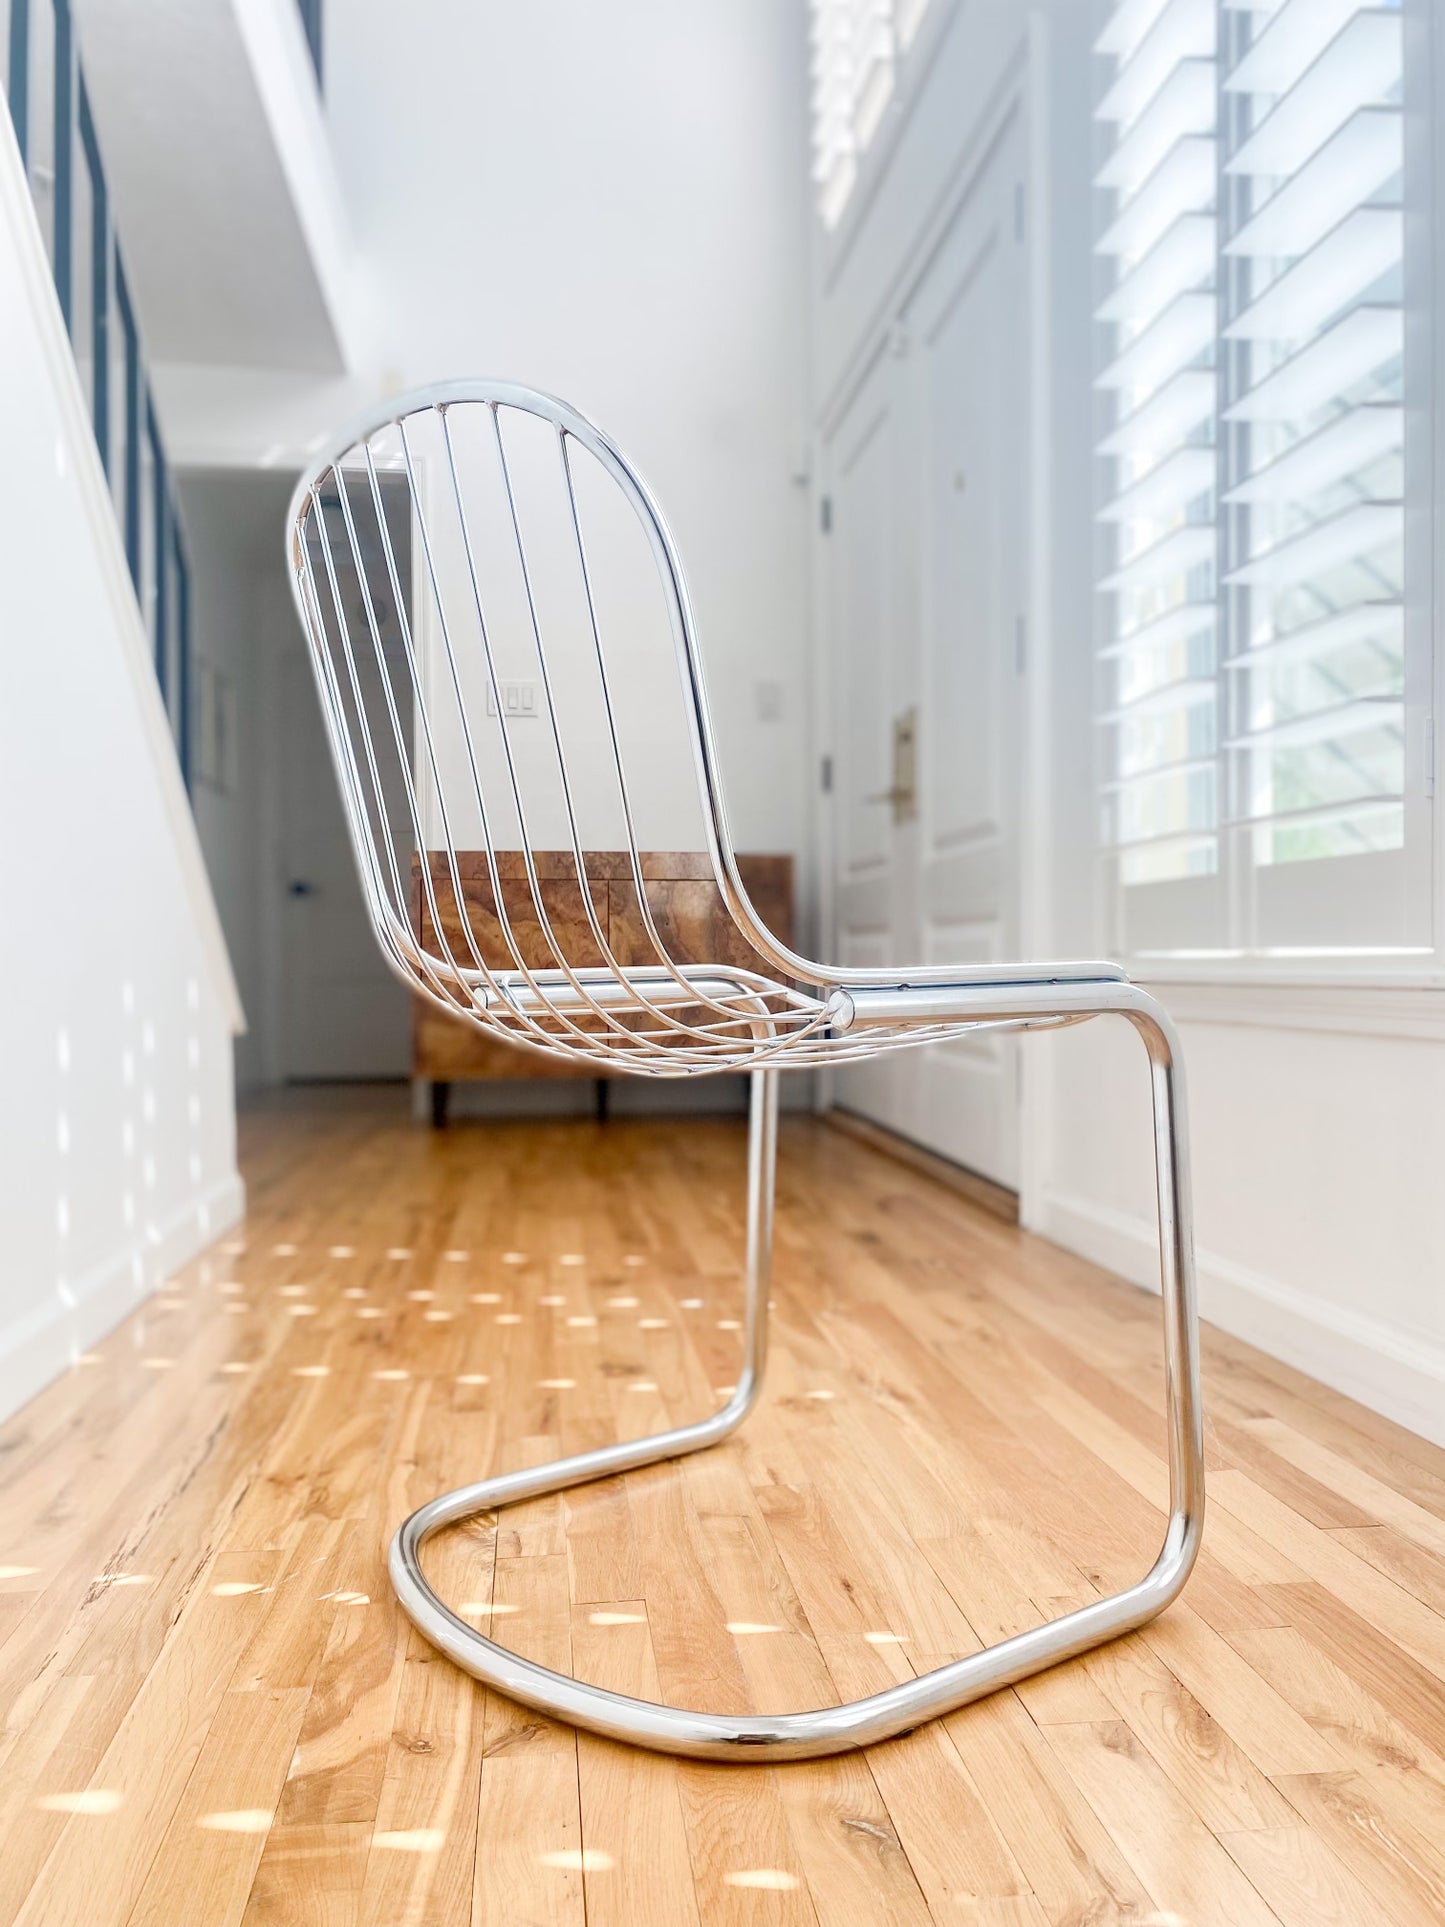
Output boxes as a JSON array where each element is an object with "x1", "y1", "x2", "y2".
[
  {"x1": 0, "y1": 119, "x2": 244, "y2": 1423},
  {"x1": 814, "y1": 0, "x2": 1445, "y2": 1447},
  {"x1": 322, "y1": 0, "x2": 813, "y2": 877}
]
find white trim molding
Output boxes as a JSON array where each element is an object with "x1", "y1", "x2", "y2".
[
  {"x1": 1147, "y1": 977, "x2": 1445, "y2": 1042},
  {"x1": 1038, "y1": 1189, "x2": 1445, "y2": 1452}
]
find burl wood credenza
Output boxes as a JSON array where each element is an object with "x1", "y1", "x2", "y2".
[{"x1": 411, "y1": 851, "x2": 794, "y2": 1125}]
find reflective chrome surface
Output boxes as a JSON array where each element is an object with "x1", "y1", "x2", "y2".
[
  {"x1": 287, "y1": 380, "x2": 1205, "y2": 1759},
  {"x1": 388, "y1": 986, "x2": 1202, "y2": 1762}
]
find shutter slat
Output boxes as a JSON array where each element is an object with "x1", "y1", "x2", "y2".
[
  {"x1": 808, "y1": 1, "x2": 929, "y2": 228},
  {"x1": 1223, "y1": 502, "x2": 1402, "y2": 588},
  {"x1": 1226, "y1": 698, "x2": 1403, "y2": 752},
  {"x1": 1222, "y1": 307, "x2": 1401, "y2": 424},
  {"x1": 1100, "y1": 447, "x2": 1216, "y2": 524},
  {"x1": 1221, "y1": 604, "x2": 1402, "y2": 671},
  {"x1": 1097, "y1": 0, "x2": 1217, "y2": 128},
  {"x1": 1101, "y1": 524, "x2": 1216, "y2": 594},
  {"x1": 1224, "y1": 0, "x2": 1379, "y2": 98},
  {"x1": 1224, "y1": 208, "x2": 1401, "y2": 343},
  {"x1": 1101, "y1": 602, "x2": 1216, "y2": 660},
  {"x1": 1097, "y1": 213, "x2": 1216, "y2": 327},
  {"x1": 1223, "y1": 404, "x2": 1402, "y2": 504},
  {"x1": 1225, "y1": 10, "x2": 1400, "y2": 177},
  {"x1": 1225, "y1": 108, "x2": 1400, "y2": 261}
]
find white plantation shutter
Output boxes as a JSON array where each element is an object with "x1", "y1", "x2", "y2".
[
  {"x1": 1095, "y1": 0, "x2": 1428, "y2": 958},
  {"x1": 1095, "y1": 0, "x2": 1221, "y2": 933},
  {"x1": 809, "y1": 0, "x2": 932, "y2": 229}
]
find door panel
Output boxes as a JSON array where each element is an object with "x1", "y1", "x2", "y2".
[
  {"x1": 920, "y1": 233, "x2": 1009, "y2": 855},
  {"x1": 829, "y1": 350, "x2": 909, "y2": 1135},
  {"x1": 834, "y1": 366, "x2": 899, "y2": 889},
  {"x1": 825, "y1": 110, "x2": 1027, "y2": 1188}
]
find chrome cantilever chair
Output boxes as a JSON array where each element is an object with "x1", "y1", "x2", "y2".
[{"x1": 286, "y1": 379, "x2": 1203, "y2": 1763}]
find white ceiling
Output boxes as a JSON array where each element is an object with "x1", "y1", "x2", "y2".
[{"x1": 71, "y1": 0, "x2": 352, "y2": 372}]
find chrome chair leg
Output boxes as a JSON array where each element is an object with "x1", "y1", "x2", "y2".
[{"x1": 389, "y1": 1005, "x2": 1203, "y2": 1762}]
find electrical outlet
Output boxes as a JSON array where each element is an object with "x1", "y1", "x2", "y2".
[{"x1": 485, "y1": 680, "x2": 539, "y2": 719}]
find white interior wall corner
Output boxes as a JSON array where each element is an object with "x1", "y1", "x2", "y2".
[{"x1": 0, "y1": 114, "x2": 244, "y2": 1424}]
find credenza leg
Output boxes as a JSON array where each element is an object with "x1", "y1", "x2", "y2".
[
  {"x1": 595, "y1": 1078, "x2": 610, "y2": 1124},
  {"x1": 430, "y1": 1081, "x2": 450, "y2": 1130}
]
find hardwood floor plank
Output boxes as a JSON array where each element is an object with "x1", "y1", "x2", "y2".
[
  {"x1": 1253, "y1": 1581, "x2": 1445, "y2": 1752},
  {"x1": 1081, "y1": 1632, "x2": 1299, "y2": 1834},
  {"x1": 2, "y1": 1100, "x2": 1445, "y2": 1925},
  {"x1": 1042, "y1": 1720, "x2": 1285, "y2": 1926},
  {"x1": 1211, "y1": 1472, "x2": 1445, "y2": 1677},
  {"x1": 471, "y1": 1552, "x2": 583, "y2": 1927},
  {"x1": 570, "y1": 1605, "x2": 701, "y2": 1927},
  {"x1": 126, "y1": 1685, "x2": 310, "y2": 1927},
  {"x1": 1268, "y1": 1771, "x2": 1445, "y2": 1926},
  {"x1": 1325, "y1": 1523, "x2": 1445, "y2": 1613},
  {"x1": 1228, "y1": 1622, "x2": 1445, "y2": 1791},
  {"x1": 1139, "y1": 1604, "x2": 1344, "y2": 1777},
  {"x1": 11, "y1": 1549, "x2": 285, "y2": 1927},
  {"x1": 1219, "y1": 1825, "x2": 1403, "y2": 1927},
  {"x1": 941, "y1": 1693, "x2": 1157, "y2": 1927},
  {"x1": 355, "y1": 1629, "x2": 486, "y2": 1927}
]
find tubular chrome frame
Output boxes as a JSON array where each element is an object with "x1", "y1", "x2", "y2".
[{"x1": 286, "y1": 380, "x2": 1204, "y2": 1760}]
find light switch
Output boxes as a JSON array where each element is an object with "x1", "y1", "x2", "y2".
[
  {"x1": 486, "y1": 680, "x2": 539, "y2": 719},
  {"x1": 755, "y1": 680, "x2": 784, "y2": 723}
]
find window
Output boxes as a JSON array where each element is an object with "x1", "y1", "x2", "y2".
[
  {"x1": 810, "y1": 0, "x2": 931, "y2": 229},
  {"x1": 1094, "y1": 0, "x2": 1428, "y2": 960}
]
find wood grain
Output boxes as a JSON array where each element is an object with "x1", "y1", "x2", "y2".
[
  {"x1": 0, "y1": 1092, "x2": 1443, "y2": 1923},
  {"x1": 412, "y1": 851, "x2": 793, "y2": 1083}
]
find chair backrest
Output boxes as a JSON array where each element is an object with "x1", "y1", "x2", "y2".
[{"x1": 284, "y1": 380, "x2": 829, "y2": 1074}]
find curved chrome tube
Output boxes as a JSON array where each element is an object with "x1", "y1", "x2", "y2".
[
  {"x1": 389, "y1": 987, "x2": 1205, "y2": 1762},
  {"x1": 290, "y1": 377, "x2": 1203, "y2": 1759}
]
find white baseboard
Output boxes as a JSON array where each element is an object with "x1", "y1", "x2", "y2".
[
  {"x1": 1036, "y1": 1190, "x2": 1445, "y2": 1451},
  {"x1": 0, "y1": 1171, "x2": 246, "y2": 1428}
]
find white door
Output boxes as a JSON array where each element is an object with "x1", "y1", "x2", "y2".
[
  {"x1": 828, "y1": 113, "x2": 1028, "y2": 1190},
  {"x1": 829, "y1": 344, "x2": 911, "y2": 1138}
]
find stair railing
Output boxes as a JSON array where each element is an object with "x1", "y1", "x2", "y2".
[{"x1": 4, "y1": 0, "x2": 193, "y2": 789}]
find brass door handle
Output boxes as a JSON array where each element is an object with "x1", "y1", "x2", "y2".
[{"x1": 866, "y1": 787, "x2": 913, "y2": 806}]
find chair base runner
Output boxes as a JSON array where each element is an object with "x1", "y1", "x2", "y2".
[{"x1": 389, "y1": 993, "x2": 1205, "y2": 1762}]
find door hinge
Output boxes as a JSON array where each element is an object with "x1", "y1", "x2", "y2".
[
  {"x1": 1015, "y1": 615, "x2": 1027, "y2": 675},
  {"x1": 1427, "y1": 715, "x2": 1437, "y2": 800},
  {"x1": 820, "y1": 495, "x2": 833, "y2": 535},
  {"x1": 820, "y1": 753, "x2": 834, "y2": 795}
]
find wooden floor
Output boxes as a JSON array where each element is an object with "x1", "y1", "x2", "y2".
[{"x1": 3, "y1": 1096, "x2": 1445, "y2": 1926}]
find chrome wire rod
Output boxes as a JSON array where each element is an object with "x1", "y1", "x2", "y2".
[
  {"x1": 387, "y1": 991, "x2": 1204, "y2": 1759},
  {"x1": 286, "y1": 379, "x2": 1204, "y2": 1759}
]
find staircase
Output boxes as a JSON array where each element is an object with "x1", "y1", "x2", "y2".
[{"x1": 6, "y1": 0, "x2": 194, "y2": 783}]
